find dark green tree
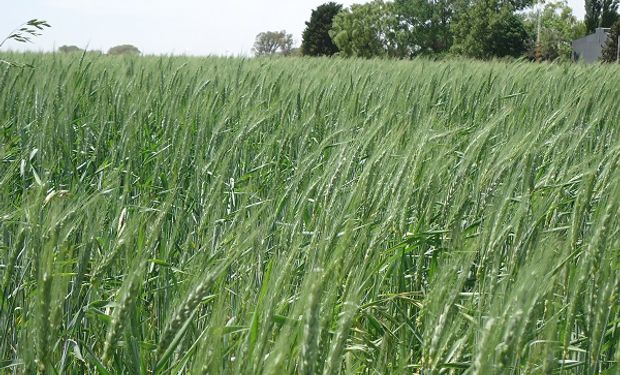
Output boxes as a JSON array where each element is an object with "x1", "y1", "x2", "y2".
[
  {"x1": 451, "y1": 0, "x2": 528, "y2": 59},
  {"x1": 585, "y1": 0, "x2": 617, "y2": 32},
  {"x1": 488, "y1": 8, "x2": 530, "y2": 57},
  {"x1": 301, "y1": 2, "x2": 343, "y2": 56},
  {"x1": 585, "y1": 0, "x2": 603, "y2": 32},
  {"x1": 601, "y1": 18, "x2": 620, "y2": 61},
  {"x1": 393, "y1": 0, "x2": 454, "y2": 54},
  {"x1": 601, "y1": 0, "x2": 619, "y2": 27}
]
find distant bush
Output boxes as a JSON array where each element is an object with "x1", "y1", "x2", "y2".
[
  {"x1": 107, "y1": 44, "x2": 141, "y2": 56},
  {"x1": 58, "y1": 45, "x2": 83, "y2": 54}
]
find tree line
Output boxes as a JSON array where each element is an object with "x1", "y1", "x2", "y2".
[
  {"x1": 58, "y1": 44, "x2": 141, "y2": 55},
  {"x1": 254, "y1": 0, "x2": 620, "y2": 61}
]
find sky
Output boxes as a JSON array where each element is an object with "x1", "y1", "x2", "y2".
[{"x1": 2, "y1": 0, "x2": 586, "y2": 56}]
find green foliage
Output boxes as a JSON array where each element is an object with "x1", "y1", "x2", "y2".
[
  {"x1": 301, "y1": 2, "x2": 343, "y2": 56},
  {"x1": 329, "y1": 0, "x2": 456, "y2": 58},
  {"x1": 523, "y1": 1, "x2": 586, "y2": 61},
  {"x1": 507, "y1": 0, "x2": 535, "y2": 10},
  {"x1": 329, "y1": 0, "x2": 530, "y2": 60},
  {"x1": 0, "y1": 53, "x2": 619, "y2": 374},
  {"x1": 601, "y1": 0, "x2": 619, "y2": 28},
  {"x1": 601, "y1": 18, "x2": 620, "y2": 61},
  {"x1": 586, "y1": 0, "x2": 603, "y2": 32},
  {"x1": 452, "y1": 0, "x2": 528, "y2": 58},
  {"x1": 586, "y1": 0, "x2": 618, "y2": 32},
  {"x1": 330, "y1": 1, "x2": 396, "y2": 58},
  {"x1": 327, "y1": 0, "x2": 542, "y2": 60},
  {"x1": 393, "y1": 0, "x2": 455, "y2": 54},
  {"x1": 253, "y1": 30, "x2": 294, "y2": 56},
  {"x1": 107, "y1": 44, "x2": 141, "y2": 55}
]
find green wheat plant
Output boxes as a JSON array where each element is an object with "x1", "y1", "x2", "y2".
[
  {"x1": 0, "y1": 20, "x2": 50, "y2": 67},
  {"x1": 0, "y1": 53, "x2": 618, "y2": 374}
]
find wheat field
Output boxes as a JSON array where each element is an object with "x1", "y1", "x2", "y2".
[{"x1": 0, "y1": 53, "x2": 619, "y2": 374}]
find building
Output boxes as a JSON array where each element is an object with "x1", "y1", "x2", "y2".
[{"x1": 572, "y1": 28, "x2": 610, "y2": 63}]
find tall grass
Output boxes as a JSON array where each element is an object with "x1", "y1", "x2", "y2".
[{"x1": 0, "y1": 52, "x2": 618, "y2": 374}]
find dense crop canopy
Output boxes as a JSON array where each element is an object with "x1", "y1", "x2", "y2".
[{"x1": 0, "y1": 54, "x2": 619, "y2": 374}]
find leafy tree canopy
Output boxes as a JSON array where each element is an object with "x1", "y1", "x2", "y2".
[
  {"x1": 253, "y1": 30, "x2": 294, "y2": 56},
  {"x1": 601, "y1": 0, "x2": 619, "y2": 28},
  {"x1": 451, "y1": 0, "x2": 528, "y2": 59},
  {"x1": 329, "y1": 1, "x2": 395, "y2": 58},
  {"x1": 393, "y1": 0, "x2": 455, "y2": 54},
  {"x1": 330, "y1": 0, "x2": 453, "y2": 58},
  {"x1": 301, "y1": 2, "x2": 343, "y2": 56},
  {"x1": 585, "y1": 0, "x2": 618, "y2": 32}
]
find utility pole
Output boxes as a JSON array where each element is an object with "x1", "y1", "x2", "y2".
[
  {"x1": 616, "y1": 34, "x2": 619, "y2": 63},
  {"x1": 535, "y1": 1, "x2": 544, "y2": 62}
]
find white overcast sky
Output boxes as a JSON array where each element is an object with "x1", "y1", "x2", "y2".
[{"x1": 2, "y1": 0, "x2": 586, "y2": 56}]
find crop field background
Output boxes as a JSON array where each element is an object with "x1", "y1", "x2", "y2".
[{"x1": 0, "y1": 53, "x2": 619, "y2": 374}]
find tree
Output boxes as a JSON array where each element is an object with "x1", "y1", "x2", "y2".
[
  {"x1": 601, "y1": 0, "x2": 619, "y2": 27},
  {"x1": 585, "y1": 0, "x2": 603, "y2": 32},
  {"x1": 601, "y1": 18, "x2": 620, "y2": 61},
  {"x1": 58, "y1": 45, "x2": 83, "y2": 54},
  {"x1": 253, "y1": 30, "x2": 294, "y2": 56},
  {"x1": 451, "y1": 0, "x2": 528, "y2": 59},
  {"x1": 329, "y1": 0, "x2": 530, "y2": 59},
  {"x1": 108, "y1": 44, "x2": 141, "y2": 55},
  {"x1": 301, "y1": 2, "x2": 343, "y2": 56},
  {"x1": 329, "y1": 0, "x2": 457, "y2": 59},
  {"x1": 393, "y1": 0, "x2": 455, "y2": 54},
  {"x1": 329, "y1": 1, "x2": 404, "y2": 58},
  {"x1": 523, "y1": 1, "x2": 586, "y2": 61},
  {"x1": 585, "y1": 0, "x2": 618, "y2": 32}
]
